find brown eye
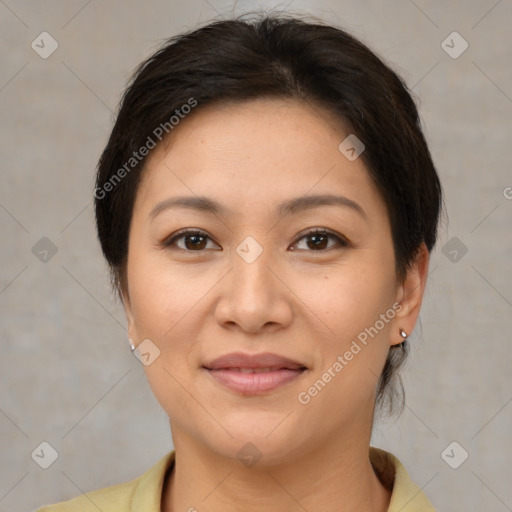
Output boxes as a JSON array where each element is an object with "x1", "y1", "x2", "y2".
[
  {"x1": 182, "y1": 233, "x2": 207, "y2": 250},
  {"x1": 161, "y1": 228, "x2": 348, "y2": 253},
  {"x1": 291, "y1": 229, "x2": 349, "y2": 252},
  {"x1": 162, "y1": 229, "x2": 220, "y2": 251}
]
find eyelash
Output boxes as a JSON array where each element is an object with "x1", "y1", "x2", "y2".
[{"x1": 160, "y1": 227, "x2": 350, "y2": 253}]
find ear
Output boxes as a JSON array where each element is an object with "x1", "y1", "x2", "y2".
[{"x1": 391, "y1": 243, "x2": 430, "y2": 346}]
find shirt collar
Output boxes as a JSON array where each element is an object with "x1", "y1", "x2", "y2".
[
  {"x1": 131, "y1": 447, "x2": 436, "y2": 511},
  {"x1": 370, "y1": 447, "x2": 437, "y2": 511}
]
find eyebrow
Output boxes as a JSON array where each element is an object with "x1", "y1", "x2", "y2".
[{"x1": 149, "y1": 194, "x2": 367, "y2": 220}]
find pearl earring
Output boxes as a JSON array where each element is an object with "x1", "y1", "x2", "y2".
[{"x1": 395, "y1": 328, "x2": 408, "y2": 349}]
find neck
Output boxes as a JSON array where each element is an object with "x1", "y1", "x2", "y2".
[{"x1": 161, "y1": 424, "x2": 391, "y2": 512}]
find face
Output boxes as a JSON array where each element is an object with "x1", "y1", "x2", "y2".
[{"x1": 123, "y1": 98, "x2": 426, "y2": 465}]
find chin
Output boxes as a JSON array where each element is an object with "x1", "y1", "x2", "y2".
[{"x1": 201, "y1": 418, "x2": 307, "y2": 466}]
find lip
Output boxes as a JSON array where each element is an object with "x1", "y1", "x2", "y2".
[
  {"x1": 204, "y1": 352, "x2": 307, "y2": 371},
  {"x1": 203, "y1": 352, "x2": 307, "y2": 395}
]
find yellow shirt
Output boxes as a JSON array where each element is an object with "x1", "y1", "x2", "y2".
[{"x1": 36, "y1": 447, "x2": 436, "y2": 511}]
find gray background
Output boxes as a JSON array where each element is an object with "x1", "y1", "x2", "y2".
[{"x1": 1, "y1": 1, "x2": 511, "y2": 511}]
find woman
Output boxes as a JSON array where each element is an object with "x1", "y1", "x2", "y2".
[{"x1": 38, "y1": 13, "x2": 442, "y2": 512}]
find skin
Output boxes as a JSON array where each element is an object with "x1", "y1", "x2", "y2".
[{"x1": 122, "y1": 98, "x2": 429, "y2": 512}]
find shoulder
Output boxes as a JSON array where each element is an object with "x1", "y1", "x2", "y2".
[
  {"x1": 35, "y1": 451, "x2": 175, "y2": 512},
  {"x1": 369, "y1": 446, "x2": 437, "y2": 512}
]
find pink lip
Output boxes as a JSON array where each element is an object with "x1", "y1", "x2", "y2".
[{"x1": 203, "y1": 352, "x2": 307, "y2": 395}]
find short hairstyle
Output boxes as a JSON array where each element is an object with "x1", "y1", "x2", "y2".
[{"x1": 94, "y1": 14, "x2": 443, "y2": 415}]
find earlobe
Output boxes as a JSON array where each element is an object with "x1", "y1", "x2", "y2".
[{"x1": 392, "y1": 243, "x2": 430, "y2": 345}]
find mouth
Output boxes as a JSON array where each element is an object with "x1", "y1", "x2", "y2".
[{"x1": 202, "y1": 352, "x2": 308, "y2": 395}]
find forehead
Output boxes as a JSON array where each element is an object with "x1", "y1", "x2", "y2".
[{"x1": 134, "y1": 98, "x2": 386, "y2": 223}]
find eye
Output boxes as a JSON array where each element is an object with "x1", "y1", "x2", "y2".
[
  {"x1": 161, "y1": 229, "x2": 220, "y2": 251},
  {"x1": 290, "y1": 228, "x2": 349, "y2": 252},
  {"x1": 160, "y1": 227, "x2": 349, "y2": 253}
]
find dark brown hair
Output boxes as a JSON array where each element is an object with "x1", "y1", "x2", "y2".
[{"x1": 94, "y1": 13, "x2": 443, "y2": 414}]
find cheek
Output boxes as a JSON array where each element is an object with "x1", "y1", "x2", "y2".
[
  {"x1": 297, "y1": 257, "x2": 398, "y2": 386},
  {"x1": 295, "y1": 257, "x2": 396, "y2": 337},
  {"x1": 127, "y1": 251, "x2": 204, "y2": 339},
  {"x1": 126, "y1": 254, "x2": 206, "y2": 414},
  {"x1": 126, "y1": 250, "x2": 223, "y2": 387}
]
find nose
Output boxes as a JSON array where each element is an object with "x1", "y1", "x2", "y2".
[{"x1": 214, "y1": 242, "x2": 293, "y2": 334}]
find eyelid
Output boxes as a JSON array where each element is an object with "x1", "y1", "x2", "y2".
[
  {"x1": 290, "y1": 227, "x2": 350, "y2": 251},
  {"x1": 160, "y1": 228, "x2": 220, "y2": 250},
  {"x1": 160, "y1": 227, "x2": 350, "y2": 251}
]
